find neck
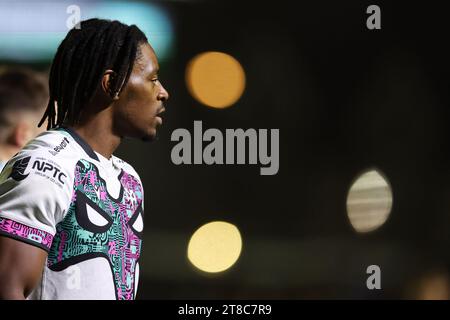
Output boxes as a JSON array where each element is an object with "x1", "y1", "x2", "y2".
[{"x1": 71, "y1": 112, "x2": 121, "y2": 160}]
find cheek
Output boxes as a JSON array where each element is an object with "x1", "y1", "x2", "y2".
[
  {"x1": 122, "y1": 89, "x2": 148, "y2": 115},
  {"x1": 116, "y1": 80, "x2": 159, "y2": 131},
  {"x1": 128, "y1": 85, "x2": 157, "y2": 113},
  {"x1": 121, "y1": 98, "x2": 157, "y2": 131}
]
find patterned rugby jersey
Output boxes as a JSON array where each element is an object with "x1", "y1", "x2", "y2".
[{"x1": 0, "y1": 128, "x2": 144, "y2": 300}]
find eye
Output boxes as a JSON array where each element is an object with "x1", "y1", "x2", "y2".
[{"x1": 149, "y1": 74, "x2": 160, "y2": 84}]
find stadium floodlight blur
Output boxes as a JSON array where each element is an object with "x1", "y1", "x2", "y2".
[{"x1": 0, "y1": 0, "x2": 174, "y2": 62}]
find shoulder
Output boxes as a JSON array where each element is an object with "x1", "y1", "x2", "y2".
[
  {"x1": 10, "y1": 129, "x2": 76, "y2": 162},
  {"x1": 0, "y1": 131, "x2": 77, "y2": 235},
  {"x1": 111, "y1": 155, "x2": 145, "y2": 203},
  {"x1": 0, "y1": 130, "x2": 79, "y2": 189},
  {"x1": 112, "y1": 155, "x2": 142, "y2": 184},
  {"x1": 25, "y1": 129, "x2": 74, "y2": 159}
]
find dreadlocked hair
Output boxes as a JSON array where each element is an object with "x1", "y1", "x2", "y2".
[{"x1": 39, "y1": 18, "x2": 148, "y2": 129}]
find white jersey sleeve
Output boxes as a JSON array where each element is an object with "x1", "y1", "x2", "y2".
[{"x1": 0, "y1": 140, "x2": 73, "y2": 252}]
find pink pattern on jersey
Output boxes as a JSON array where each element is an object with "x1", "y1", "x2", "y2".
[{"x1": 0, "y1": 215, "x2": 54, "y2": 250}]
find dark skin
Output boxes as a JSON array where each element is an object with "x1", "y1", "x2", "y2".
[
  {"x1": 0, "y1": 42, "x2": 169, "y2": 299},
  {"x1": 74, "y1": 42, "x2": 169, "y2": 158}
]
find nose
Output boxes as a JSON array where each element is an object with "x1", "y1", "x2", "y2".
[{"x1": 158, "y1": 84, "x2": 169, "y2": 102}]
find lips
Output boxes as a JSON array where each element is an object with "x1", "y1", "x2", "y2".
[
  {"x1": 157, "y1": 107, "x2": 165, "y2": 116},
  {"x1": 156, "y1": 107, "x2": 165, "y2": 125}
]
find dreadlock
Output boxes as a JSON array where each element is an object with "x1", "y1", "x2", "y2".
[{"x1": 39, "y1": 18, "x2": 148, "y2": 130}]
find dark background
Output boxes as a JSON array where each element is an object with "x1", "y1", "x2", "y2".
[{"x1": 3, "y1": 0, "x2": 450, "y2": 299}]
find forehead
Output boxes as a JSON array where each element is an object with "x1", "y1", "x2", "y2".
[{"x1": 134, "y1": 43, "x2": 159, "y2": 74}]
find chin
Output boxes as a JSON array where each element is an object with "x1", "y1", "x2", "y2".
[
  {"x1": 141, "y1": 135, "x2": 155, "y2": 142},
  {"x1": 140, "y1": 127, "x2": 157, "y2": 142}
]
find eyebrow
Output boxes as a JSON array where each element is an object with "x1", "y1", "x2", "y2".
[{"x1": 149, "y1": 67, "x2": 159, "y2": 77}]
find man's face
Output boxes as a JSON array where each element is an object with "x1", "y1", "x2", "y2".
[{"x1": 113, "y1": 42, "x2": 169, "y2": 141}]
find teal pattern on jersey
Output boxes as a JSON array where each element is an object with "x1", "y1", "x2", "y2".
[{"x1": 47, "y1": 159, "x2": 143, "y2": 300}]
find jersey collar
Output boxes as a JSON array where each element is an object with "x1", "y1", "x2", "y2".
[{"x1": 60, "y1": 127, "x2": 100, "y2": 162}]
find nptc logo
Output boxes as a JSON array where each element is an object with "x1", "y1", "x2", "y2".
[
  {"x1": 32, "y1": 160, "x2": 67, "y2": 184},
  {"x1": 9, "y1": 156, "x2": 67, "y2": 184}
]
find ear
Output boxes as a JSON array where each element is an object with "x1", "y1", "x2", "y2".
[
  {"x1": 11, "y1": 121, "x2": 32, "y2": 147},
  {"x1": 101, "y1": 70, "x2": 120, "y2": 100}
]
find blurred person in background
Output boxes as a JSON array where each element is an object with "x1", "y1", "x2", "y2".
[{"x1": 0, "y1": 67, "x2": 48, "y2": 171}]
